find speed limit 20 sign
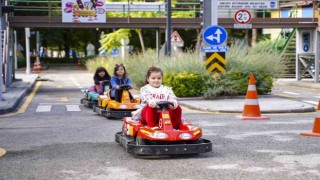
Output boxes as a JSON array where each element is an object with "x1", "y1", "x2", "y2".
[{"x1": 234, "y1": 10, "x2": 252, "y2": 24}]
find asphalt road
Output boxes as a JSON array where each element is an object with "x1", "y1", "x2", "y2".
[{"x1": 1, "y1": 66, "x2": 320, "y2": 180}]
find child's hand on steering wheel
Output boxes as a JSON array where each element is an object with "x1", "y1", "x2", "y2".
[{"x1": 149, "y1": 102, "x2": 158, "y2": 108}]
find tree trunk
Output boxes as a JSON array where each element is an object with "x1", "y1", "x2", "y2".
[
  {"x1": 252, "y1": 29, "x2": 257, "y2": 46},
  {"x1": 195, "y1": 28, "x2": 203, "y2": 53},
  {"x1": 136, "y1": 29, "x2": 145, "y2": 53},
  {"x1": 245, "y1": 30, "x2": 249, "y2": 45}
]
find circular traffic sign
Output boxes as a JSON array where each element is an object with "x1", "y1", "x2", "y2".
[
  {"x1": 203, "y1": 25, "x2": 228, "y2": 46},
  {"x1": 234, "y1": 10, "x2": 252, "y2": 24}
]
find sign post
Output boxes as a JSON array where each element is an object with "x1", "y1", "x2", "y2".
[
  {"x1": 202, "y1": 25, "x2": 228, "y2": 74},
  {"x1": 201, "y1": 0, "x2": 228, "y2": 74}
]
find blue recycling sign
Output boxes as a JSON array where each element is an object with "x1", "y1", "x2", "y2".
[{"x1": 203, "y1": 25, "x2": 228, "y2": 46}]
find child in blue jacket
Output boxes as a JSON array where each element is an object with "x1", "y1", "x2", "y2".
[{"x1": 110, "y1": 64, "x2": 133, "y2": 102}]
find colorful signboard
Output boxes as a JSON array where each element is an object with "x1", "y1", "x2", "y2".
[{"x1": 62, "y1": 0, "x2": 106, "y2": 23}]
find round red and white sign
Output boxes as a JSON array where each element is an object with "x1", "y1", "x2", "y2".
[{"x1": 234, "y1": 10, "x2": 252, "y2": 24}]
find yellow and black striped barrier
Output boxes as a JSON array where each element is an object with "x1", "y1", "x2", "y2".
[{"x1": 205, "y1": 52, "x2": 226, "y2": 74}]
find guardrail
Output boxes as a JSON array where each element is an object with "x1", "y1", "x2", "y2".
[{"x1": 9, "y1": 0, "x2": 317, "y2": 19}]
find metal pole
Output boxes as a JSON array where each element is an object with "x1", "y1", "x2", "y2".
[
  {"x1": 0, "y1": 13, "x2": 3, "y2": 101},
  {"x1": 165, "y1": 0, "x2": 171, "y2": 56},
  {"x1": 36, "y1": 31, "x2": 40, "y2": 63},
  {"x1": 25, "y1": 28, "x2": 31, "y2": 74},
  {"x1": 5, "y1": 12, "x2": 12, "y2": 86},
  {"x1": 14, "y1": 30, "x2": 17, "y2": 70},
  {"x1": 211, "y1": 0, "x2": 217, "y2": 26},
  {"x1": 314, "y1": 29, "x2": 319, "y2": 83},
  {"x1": 156, "y1": 29, "x2": 159, "y2": 62},
  {"x1": 295, "y1": 29, "x2": 300, "y2": 81}
]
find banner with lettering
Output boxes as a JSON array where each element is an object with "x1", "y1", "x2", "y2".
[{"x1": 62, "y1": 0, "x2": 106, "y2": 23}]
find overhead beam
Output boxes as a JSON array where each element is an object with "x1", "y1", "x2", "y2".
[{"x1": 9, "y1": 16, "x2": 319, "y2": 29}]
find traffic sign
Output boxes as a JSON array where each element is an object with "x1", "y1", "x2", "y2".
[
  {"x1": 302, "y1": 32, "x2": 310, "y2": 52},
  {"x1": 205, "y1": 52, "x2": 226, "y2": 74},
  {"x1": 234, "y1": 24, "x2": 252, "y2": 29},
  {"x1": 171, "y1": 31, "x2": 184, "y2": 47},
  {"x1": 234, "y1": 10, "x2": 251, "y2": 24},
  {"x1": 202, "y1": 46, "x2": 229, "y2": 52},
  {"x1": 111, "y1": 48, "x2": 119, "y2": 56},
  {"x1": 203, "y1": 25, "x2": 228, "y2": 46},
  {"x1": 217, "y1": 0, "x2": 279, "y2": 9}
]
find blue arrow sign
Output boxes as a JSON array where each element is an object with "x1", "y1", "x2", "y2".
[{"x1": 203, "y1": 25, "x2": 228, "y2": 46}]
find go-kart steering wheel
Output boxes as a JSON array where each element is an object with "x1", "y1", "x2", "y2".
[
  {"x1": 157, "y1": 101, "x2": 174, "y2": 110},
  {"x1": 119, "y1": 84, "x2": 131, "y2": 90}
]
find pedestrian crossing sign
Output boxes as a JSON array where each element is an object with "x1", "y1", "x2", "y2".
[{"x1": 171, "y1": 31, "x2": 184, "y2": 47}]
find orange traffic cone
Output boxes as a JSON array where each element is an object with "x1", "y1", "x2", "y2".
[
  {"x1": 36, "y1": 59, "x2": 42, "y2": 71},
  {"x1": 300, "y1": 100, "x2": 320, "y2": 137},
  {"x1": 33, "y1": 60, "x2": 40, "y2": 72},
  {"x1": 237, "y1": 74, "x2": 269, "y2": 120}
]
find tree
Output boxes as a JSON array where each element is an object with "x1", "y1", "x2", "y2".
[{"x1": 99, "y1": 28, "x2": 131, "y2": 54}]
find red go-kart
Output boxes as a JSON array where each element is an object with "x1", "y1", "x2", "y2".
[{"x1": 115, "y1": 101, "x2": 212, "y2": 156}]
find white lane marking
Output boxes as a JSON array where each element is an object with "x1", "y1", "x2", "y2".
[
  {"x1": 36, "y1": 105, "x2": 52, "y2": 112},
  {"x1": 303, "y1": 100, "x2": 318, "y2": 105},
  {"x1": 66, "y1": 105, "x2": 81, "y2": 112},
  {"x1": 198, "y1": 122, "x2": 228, "y2": 127},
  {"x1": 39, "y1": 103, "x2": 79, "y2": 105},
  {"x1": 60, "y1": 167, "x2": 142, "y2": 180},
  {"x1": 273, "y1": 154, "x2": 320, "y2": 168},
  {"x1": 282, "y1": 91, "x2": 300, "y2": 95},
  {"x1": 208, "y1": 163, "x2": 320, "y2": 177},
  {"x1": 69, "y1": 76, "x2": 83, "y2": 89},
  {"x1": 208, "y1": 164, "x2": 239, "y2": 170},
  {"x1": 255, "y1": 150, "x2": 294, "y2": 155},
  {"x1": 264, "y1": 120, "x2": 313, "y2": 125},
  {"x1": 224, "y1": 130, "x2": 305, "y2": 141}
]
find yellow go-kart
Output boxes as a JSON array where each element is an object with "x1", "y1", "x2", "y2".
[{"x1": 93, "y1": 84, "x2": 140, "y2": 119}]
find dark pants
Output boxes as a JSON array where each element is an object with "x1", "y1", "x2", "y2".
[{"x1": 115, "y1": 89, "x2": 133, "y2": 102}]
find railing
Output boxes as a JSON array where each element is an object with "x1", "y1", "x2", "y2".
[
  {"x1": 272, "y1": 3, "x2": 298, "y2": 54},
  {"x1": 9, "y1": 0, "x2": 314, "y2": 19}
]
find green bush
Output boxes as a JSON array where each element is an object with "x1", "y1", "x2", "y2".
[
  {"x1": 163, "y1": 72, "x2": 208, "y2": 97},
  {"x1": 85, "y1": 49, "x2": 206, "y2": 89}
]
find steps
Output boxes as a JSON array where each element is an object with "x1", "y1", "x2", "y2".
[{"x1": 281, "y1": 34, "x2": 296, "y2": 78}]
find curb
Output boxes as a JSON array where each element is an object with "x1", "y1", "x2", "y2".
[
  {"x1": 179, "y1": 101, "x2": 316, "y2": 114},
  {"x1": 0, "y1": 75, "x2": 38, "y2": 115}
]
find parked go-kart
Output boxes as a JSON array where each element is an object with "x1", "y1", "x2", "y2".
[
  {"x1": 80, "y1": 80, "x2": 109, "y2": 108},
  {"x1": 115, "y1": 101, "x2": 212, "y2": 156},
  {"x1": 93, "y1": 84, "x2": 140, "y2": 119}
]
